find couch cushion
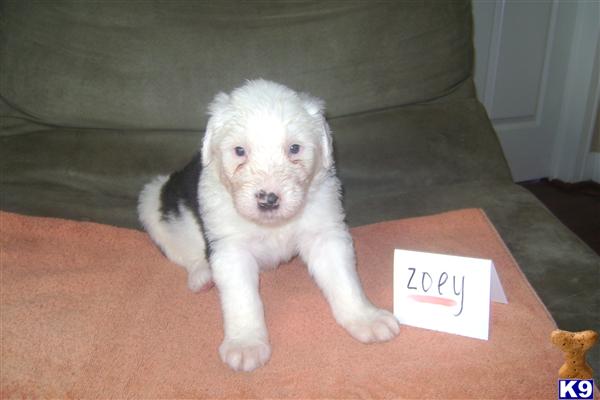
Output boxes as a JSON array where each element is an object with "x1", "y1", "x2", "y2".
[
  {"x1": 333, "y1": 97, "x2": 511, "y2": 187},
  {"x1": 0, "y1": 209, "x2": 564, "y2": 398},
  {"x1": 0, "y1": 97, "x2": 509, "y2": 227},
  {"x1": 0, "y1": 1, "x2": 473, "y2": 130},
  {"x1": 0, "y1": 127, "x2": 196, "y2": 228}
]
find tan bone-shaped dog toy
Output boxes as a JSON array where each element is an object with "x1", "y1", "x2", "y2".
[{"x1": 551, "y1": 329, "x2": 598, "y2": 379}]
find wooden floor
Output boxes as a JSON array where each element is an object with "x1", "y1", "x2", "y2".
[{"x1": 519, "y1": 179, "x2": 600, "y2": 256}]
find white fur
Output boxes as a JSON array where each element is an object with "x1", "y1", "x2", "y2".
[{"x1": 138, "y1": 79, "x2": 399, "y2": 372}]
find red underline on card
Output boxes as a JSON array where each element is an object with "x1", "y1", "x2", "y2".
[{"x1": 409, "y1": 295, "x2": 457, "y2": 307}]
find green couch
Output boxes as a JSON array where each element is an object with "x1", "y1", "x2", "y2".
[{"x1": 1, "y1": 1, "x2": 598, "y2": 373}]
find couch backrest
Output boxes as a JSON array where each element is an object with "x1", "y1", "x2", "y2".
[{"x1": 1, "y1": 1, "x2": 473, "y2": 131}]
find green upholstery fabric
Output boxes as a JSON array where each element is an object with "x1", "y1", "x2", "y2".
[
  {"x1": 334, "y1": 96, "x2": 511, "y2": 187},
  {"x1": 1, "y1": 0, "x2": 598, "y2": 376},
  {"x1": 1, "y1": 1, "x2": 472, "y2": 131}
]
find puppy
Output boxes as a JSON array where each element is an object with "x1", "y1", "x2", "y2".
[{"x1": 138, "y1": 79, "x2": 399, "y2": 372}]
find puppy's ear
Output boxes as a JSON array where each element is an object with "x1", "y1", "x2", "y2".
[
  {"x1": 300, "y1": 93, "x2": 333, "y2": 170},
  {"x1": 201, "y1": 92, "x2": 230, "y2": 167}
]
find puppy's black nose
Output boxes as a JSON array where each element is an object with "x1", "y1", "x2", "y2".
[
  {"x1": 256, "y1": 191, "x2": 279, "y2": 210},
  {"x1": 266, "y1": 192, "x2": 279, "y2": 205}
]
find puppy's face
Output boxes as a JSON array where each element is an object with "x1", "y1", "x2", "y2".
[{"x1": 202, "y1": 81, "x2": 333, "y2": 225}]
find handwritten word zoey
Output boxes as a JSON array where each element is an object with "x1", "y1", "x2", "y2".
[{"x1": 406, "y1": 267, "x2": 465, "y2": 316}]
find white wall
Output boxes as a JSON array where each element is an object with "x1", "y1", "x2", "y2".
[{"x1": 472, "y1": 0, "x2": 600, "y2": 183}]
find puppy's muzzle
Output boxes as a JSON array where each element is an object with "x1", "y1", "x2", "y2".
[{"x1": 256, "y1": 190, "x2": 279, "y2": 211}]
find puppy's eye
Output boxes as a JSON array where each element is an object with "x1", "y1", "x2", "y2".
[
  {"x1": 234, "y1": 146, "x2": 246, "y2": 157},
  {"x1": 289, "y1": 144, "x2": 301, "y2": 155}
]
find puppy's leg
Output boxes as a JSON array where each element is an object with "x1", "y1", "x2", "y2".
[
  {"x1": 162, "y1": 207, "x2": 213, "y2": 292},
  {"x1": 138, "y1": 176, "x2": 212, "y2": 292},
  {"x1": 211, "y1": 244, "x2": 270, "y2": 372},
  {"x1": 299, "y1": 228, "x2": 400, "y2": 343}
]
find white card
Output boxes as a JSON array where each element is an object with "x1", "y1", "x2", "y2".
[{"x1": 393, "y1": 249, "x2": 508, "y2": 340}]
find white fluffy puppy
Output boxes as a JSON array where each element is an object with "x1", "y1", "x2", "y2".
[{"x1": 138, "y1": 80, "x2": 400, "y2": 372}]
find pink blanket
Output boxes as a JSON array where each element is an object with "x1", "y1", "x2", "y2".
[{"x1": 1, "y1": 209, "x2": 562, "y2": 398}]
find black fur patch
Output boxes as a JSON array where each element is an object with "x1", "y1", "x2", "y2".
[{"x1": 159, "y1": 152, "x2": 213, "y2": 260}]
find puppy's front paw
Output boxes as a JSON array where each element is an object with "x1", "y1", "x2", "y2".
[
  {"x1": 342, "y1": 308, "x2": 400, "y2": 343},
  {"x1": 219, "y1": 338, "x2": 271, "y2": 372}
]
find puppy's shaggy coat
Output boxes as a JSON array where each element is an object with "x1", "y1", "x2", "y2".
[{"x1": 138, "y1": 80, "x2": 399, "y2": 372}]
